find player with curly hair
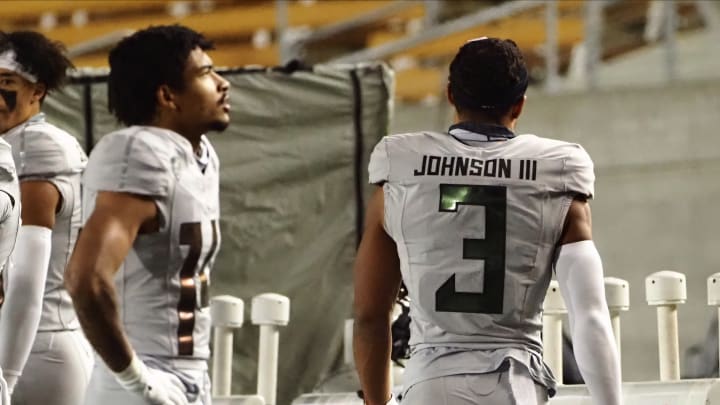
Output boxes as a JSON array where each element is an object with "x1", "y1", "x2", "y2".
[
  {"x1": 0, "y1": 30, "x2": 92, "y2": 405},
  {"x1": 65, "y1": 25, "x2": 230, "y2": 405}
]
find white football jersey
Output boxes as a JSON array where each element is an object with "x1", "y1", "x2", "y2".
[
  {"x1": 369, "y1": 125, "x2": 594, "y2": 391},
  {"x1": 3, "y1": 113, "x2": 87, "y2": 330},
  {"x1": 0, "y1": 137, "x2": 20, "y2": 308},
  {"x1": 83, "y1": 127, "x2": 221, "y2": 360}
]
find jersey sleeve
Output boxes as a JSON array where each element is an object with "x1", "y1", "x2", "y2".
[
  {"x1": 564, "y1": 144, "x2": 595, "y2": 198},
  {"x1": 13, "y1": 127, "x2": 87, "y2": 179},
  {"x1": 84, "y1": 131, "x2": 172, "y2": 199},
  {"x1": 0, "y1": 142, "x2": 18, "y2": 210},
  {"x1": 368, "y1": 137, "x2": 390, "y2": 184}
]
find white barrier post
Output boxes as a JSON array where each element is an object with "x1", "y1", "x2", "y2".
[
  {"x1": 543, "y1": 280, "x2": 566, "y2": 383},
  {"x1": 645, "y1": 271, "x2": 686, "y2": 381},
  {"x1": 605, "y1": 277, "x2": 629, "y2": 376},
  {"x1": 251, "y1": 293, "x2": 290, "y2": 405},
  {"x1": 344, "y1": 319, "x2": 354, "y2": 366},
  {"x1": 707, "y1": 273, "x2": 720, "y2": 374},
  {"x1": 210, "y1": 296, "x2": 245, "y2": 397}
]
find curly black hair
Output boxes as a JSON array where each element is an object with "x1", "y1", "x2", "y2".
[
  {"x1": 448, "y1": 38, "x2": 528, "y2": 119},
  {"x1": 0, "y1": 30, "x2": 73, "y2": 99},
  {"x1": 108, "y1": 25, "x2": 214, "y2": 126}
]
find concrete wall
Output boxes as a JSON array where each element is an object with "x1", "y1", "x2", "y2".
[{"x1": 390, "y1": 78, "x2": 720, "y2": 382}]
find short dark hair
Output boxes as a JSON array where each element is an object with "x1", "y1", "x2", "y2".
[
  {"x1": 0, "y1": 31, "x2": 73, "y2": 98},
  {"x1": 448, "y1": 38, "x2": 528, "y2": 118},
  {"x1": 108, "y1": 25, "x2": 214, "y2": 126}
]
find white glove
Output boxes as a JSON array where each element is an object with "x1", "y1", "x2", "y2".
[{"x1": 114, "y1": 353, "x2": 188, "y2": 405}]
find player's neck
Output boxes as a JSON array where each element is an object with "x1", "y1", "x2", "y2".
[
  {"x1": 455, "y1": 112, "x2": 517, "y2": 132},
  {"x1": 150, "y1": 117, "x2": 202, "y2": 152}
]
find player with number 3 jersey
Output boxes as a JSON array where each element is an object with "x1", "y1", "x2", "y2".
[
  {"x1": 353, "y1": 38, "x2": 621, "y2": 405},
  {"x1": 65, "y1": 25, "x2": 230, "y2": 405}
]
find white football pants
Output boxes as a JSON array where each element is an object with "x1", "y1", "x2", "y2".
[
  {"x1": 401, "y1": 361, "x2": 549, "y2": 405},
  {"x1": 12, "y1": 329, "x2": 94, "y2": 405}
]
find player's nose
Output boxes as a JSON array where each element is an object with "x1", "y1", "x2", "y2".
[{"x1": 214, "y1": 71, "x2": 230, "y2": 93}]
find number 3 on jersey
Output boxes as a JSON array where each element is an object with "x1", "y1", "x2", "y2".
[{"x1": 436, "y1": 184, "x2": 507, "y2": 314}]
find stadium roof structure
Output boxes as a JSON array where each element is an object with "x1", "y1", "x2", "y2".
[{"x1": 0, "y1": 0, "x2": 710, "y2": 102}]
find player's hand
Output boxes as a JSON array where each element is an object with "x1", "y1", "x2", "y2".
[
  {"x1": 114, "y1": 353, "x2": 189, "y2": 405},
  {"x1": 142, "y1": 368, "x2": 188, "y2": 405}
]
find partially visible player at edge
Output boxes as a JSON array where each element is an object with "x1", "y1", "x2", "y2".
[
  {"x1": 353, "y1": 37, "x2": 621, "y2": 405},
  {"x1": 0, "y1": 34, "x2": 23, "y2": 405},
  {"x1": 0, "y1": 31, "x2": 93, "y2": 405},
  {"x1": 65, "y1": 25, "x2": 230, "y2": 405}
]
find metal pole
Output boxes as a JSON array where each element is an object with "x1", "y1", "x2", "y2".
[
  {"x1": 663, "y1": 0, "x2": 677, "y2": 83},
  {"x1": 211, "y1": 326, "x2": 234, "y2": 396},
  {"x1": 424, "y1": 0, "x2": 441, "y2": 27},
  {"x1": 331, "y1": 0, "x2": 540, "y2": 64},
  {"x1": 257, "y1": 325, "x2": 281, "y2": 405},
  {"x1": 344, "y1": 319, "x2": 354, "y2": 365},
  {"x1": 542, "y1": 314, "x2": 564, "y2": 382},
  {"x1": 695, "y1": 0, "x2": 720, "y2": 31},
  {"x1": 583, "y1": 0, "x2": 604, "y2": 90},
  {"x1": 656, "y1": 305, "x2": 681, "y2": 381},
  {"x1": 303, "y1": 1, "x2": 419, "y2": 44},
  {"x1": 544, "y1": 0, "x2": 560, "y2": 93},
  {"x1": 275, "y1": 0, "x2": 290, "y2": 64},
  {"x1": 610, "y1": 310, "x2": 623, "y2": 382},
  {"x1": 251, "y1": 293, "x2": 290, "y2": 405},
  {"x1": 209, "y1": 296, "x2": 244, "y2": 397}
]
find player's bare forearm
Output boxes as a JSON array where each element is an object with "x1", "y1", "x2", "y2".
[
  {"x1": 354, "y1": 315, "x2": 393, "y2": 405},
  {"x1": 353, "y1": 187, "x2": 401, "y2": 405},
  {"x1": 65, "y1": 191, "x2": 157, "y2": 372},
  {"x1": 68, "y1": 265, "x2": 133, "y2": 372},
  {"x1": 65, "y1": 215, "x2": 136, "y2": 371}
]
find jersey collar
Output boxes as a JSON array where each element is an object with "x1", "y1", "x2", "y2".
[
  {"x1": 195, "y1": 138, "x2": 210, "y2": 173},
  {"x1": 448, "y1": 122, "x2": 515, "y2": 143}
]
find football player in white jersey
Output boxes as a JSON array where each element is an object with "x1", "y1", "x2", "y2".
[
  {"x1": 0, "y1": 137, "x2": 19, "y2": 405},
  {"x1": 353, "y1": 38, "x2": 622, "y2": 405},
  {"x1": 0, "y1": 31, "x2": 93, "y2": 405},
  {"x1": 0, "y1": 94, "x2": 20, "y2": 405},
  {"x1": 65, "y1": 25, "x2": 229, "y2": 405}
]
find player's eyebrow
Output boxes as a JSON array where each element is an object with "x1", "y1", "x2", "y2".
[
  {"x1": 198, "y1": 64, "x2": 213, "y2": 74},
  {"x1": 0, "y1": 72, "x2": 16, "y2": 78}
]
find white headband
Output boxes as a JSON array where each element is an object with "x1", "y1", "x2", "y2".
[
  {"x1": 0, "y1": 50, "x2": 38, "y2": 83},
  {"x1": 466, "y1": 36, "x2": 489, "y2": 43}
]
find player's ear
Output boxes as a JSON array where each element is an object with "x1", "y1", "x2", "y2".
[
  {"x1": 446, "y1": 84, "x2": 455, "y2": 107},
  {"x1": 156, "y1": 85, "x2": 177, "y2": 110},
  {"x1": 510, "y1": 95, "x2": 526, "y2": 119},
  {"x1": 30, "y1": 82, "x2": 46, "y2": 104}
]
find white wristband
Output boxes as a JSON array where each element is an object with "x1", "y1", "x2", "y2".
[{"x1": 113, "y1": 353, "x2": 149, "y2": 392}]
